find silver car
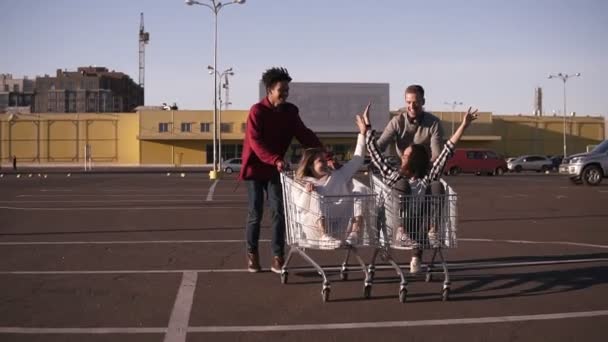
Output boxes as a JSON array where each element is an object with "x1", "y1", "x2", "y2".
[
  {"x1": 222, "y1": 158, "x2": 242, "y2": 174},
  {"x1": 559, "y1": 140, "x2": 608, "y2": 185},
  {"x1": 507, "y1": 155, "x2": 553, "y2": 173}
]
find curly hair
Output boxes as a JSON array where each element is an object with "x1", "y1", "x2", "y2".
[{"x1": 261, "y1": 67, "x2": 292, "y2": 91}]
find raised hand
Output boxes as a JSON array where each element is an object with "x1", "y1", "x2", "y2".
[
  {"x1": 462, "y1": 107, "x2": 479, "y2": 128},
  {"x1": 355, "y1": 102, "x2": 372, "y2": 134},
  {"x1": 362, "y1": 101, "x2": 371, "y2": 125}
]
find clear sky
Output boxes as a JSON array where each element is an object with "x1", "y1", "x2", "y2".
[{"x1": 2, "y1": 0, "x2": 607, "y2": 117}]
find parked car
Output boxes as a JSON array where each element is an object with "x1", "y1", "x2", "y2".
[
  {"x1": 222, "y1": 158, "x2": 242, "y2": 174},
  {"x1": 559, "y1": 140, "x2": 608, "y2": 186},
  {"x1": 444, "y1": 149, "x2": 508, "y2": 176},
  {"x1": 507, "y1": 155, "x2": 553, "y2": 173},
  {"x1": 547, "y1": 155, "x2": 563, "y2": 171}
]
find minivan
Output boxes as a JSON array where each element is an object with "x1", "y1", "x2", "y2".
[{"x1": 444, "y1": 149, "x2": 508, "y2": 176}]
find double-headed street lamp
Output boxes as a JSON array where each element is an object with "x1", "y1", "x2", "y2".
[
  {"x1": 207, "y1": 66, "x2": 234, "y2": 172},
  {"x1": 185, "y1": 0, "x2": 245, "y2": 179},
  {"x1": 548, "y1": 72, "x2": 581, "y2": 158},
  {"x1": 443, "y1": 101, "x2": 464, "y2": 135}
]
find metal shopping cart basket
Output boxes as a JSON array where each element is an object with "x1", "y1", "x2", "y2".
[
  {"x1": 370, "y1": 173, "x2": 458, "y2": 302},
  {"x1": 279, "y1": 172, "x2": 379, "y2": 302}
]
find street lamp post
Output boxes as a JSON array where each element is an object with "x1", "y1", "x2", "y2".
[
  {"x1": 185, "y1": 0, "x2": 245, "y2": 179},
  {"x1": 208, "y1": 66, "x2": 234, "y2": 173},
  {"x1": 548, "y1": 72, "x2": 581, "y2": 158},
  {"x1": 443, "y1": 101, "x2": 463, "y2": 135}
]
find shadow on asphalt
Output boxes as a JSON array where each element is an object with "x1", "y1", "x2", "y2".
[{"x1": 286, "y1": 253, "x2": 608, "y2": 303}]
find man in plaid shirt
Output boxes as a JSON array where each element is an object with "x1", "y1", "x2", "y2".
[{"x1": 356, "y1": 104, "x2": 478, "y2": 273}]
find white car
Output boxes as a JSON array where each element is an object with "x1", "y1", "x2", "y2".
[
  {"x1": 507, "y1": 155, "x2": 553, "y2": 173},
  {"x1": 559, "y1": 140, "x2": 608, "y2": 185},
  {"x1": 223, "y1": 158, "x2": 242, "y2": 174}
]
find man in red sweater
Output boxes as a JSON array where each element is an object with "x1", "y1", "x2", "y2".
[{"x1": 240, "y1": 67, "x2": 323, "y2": 273}]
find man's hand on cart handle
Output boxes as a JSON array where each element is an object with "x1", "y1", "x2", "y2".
[
  {"x1": 276, "y1": 160, "x2": 286, "y2": 172},
  {"x1": 305, "y1": 182, "x2": 315, "y2": 193}
]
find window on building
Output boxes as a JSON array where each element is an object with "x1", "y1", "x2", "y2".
[
  {"x1": 13, "y1": 84, "x2": 19, "y2": 92},
  {"x1": 159, "y1": 123, "x2": 169, "y2": 132},
  {"x1": 241, "y1": 122, "x2": 247, "y2": 133},
  {"x1": 200, "y1": 122, "x2": 211, "y2": 132},
  {"x1": 3, "y1": 85, "x2": 8, "y2": 92},
  {"x1": 220, "y1": 123, "x2": 233, "y2": 133},
  {"x1": 181, "y1": 122, "x2": 192, "y2": 132}
]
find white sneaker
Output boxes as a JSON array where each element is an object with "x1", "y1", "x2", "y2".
[
  {"x1": 319, "y1": 234, "x2": 342, "y2": 250},
  {"x1": 410, "y1": 256, "x2": 421, "y2": 274}
]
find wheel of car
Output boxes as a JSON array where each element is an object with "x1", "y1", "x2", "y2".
[
  {"x1": 449, "y1": 167, "x2": 461, "y2": 176},
  {"x1": 494, "y1": 167, "x2": 505, "y2": 176},
  {"x1": 224, "y1": 167, "x2": 233, "y2": 174},
  {"x1": 515, "y1": 165, "x2": 523, "y2": 173},
  {"x1": 582, "y1": 165, "x2": 603, "y2": 186},
  {"x1": 540, "y1": 165, "x2": 549, "y2": 173}
]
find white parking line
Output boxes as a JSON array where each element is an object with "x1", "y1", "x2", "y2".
[
  {"x1": 461, "y1": 238, "x2": 608, "y2": 250},
  {"x1": 0, "y1": 206, "x2": 247, "y2": 211},
  {"x1": 206, "y1": 180, "x2": 219, "y2": 201},
  {"x1": 1, "y1": 258, "x2": 606, "y2": 275},
  {"x1": 1, "y1": 238, "x2": 605, "y2": 250},
  {"x1": 0, "y1": 310, "x2": 607, "y2": 334},
  {"x1": 164, "y1": 272, "x2": 198, "y2": 342},
  {"x1": 0, "y1": 239, "x2": 269, "y2": 246},
  {"x1": 187, "y1": 310, "x2": 608, "y2": 333}
]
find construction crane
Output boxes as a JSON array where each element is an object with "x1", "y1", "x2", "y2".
[{"x1": 139, "y1": 12, "x2": 150, "y2": 103}]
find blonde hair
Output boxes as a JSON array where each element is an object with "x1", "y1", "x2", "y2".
[{"x1": 295, "y1": 148, "x2": 324, "y2": 180}]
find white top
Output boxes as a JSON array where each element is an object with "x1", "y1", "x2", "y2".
[{"x1": 295, "y1": 134, "x2": 367, "y2": 242}]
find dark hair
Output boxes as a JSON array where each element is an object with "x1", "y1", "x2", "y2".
[
  {"x1": 405, "y1": 144, "x2": 430, "y2": 179},
  {"x1": 296, "y1": 148, "x2": 324, "y2": 180},
  {"x1": 405, "y1": 84, "x2": 425, "y2": 98},
  {"x1": 262, "y1": 67, "x2": 292, "y2": 91}
]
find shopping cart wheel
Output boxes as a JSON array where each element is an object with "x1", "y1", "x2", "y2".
[
  {"x1": 399, "y1": 288, "x2": 407, "y2": 303},
  {"x1": 442, "y1": 288, "x2": 450, "y2": 301},
  {"x1": 280, "y1": 271, "x2": 288, "y2": 284},
  {"x1": 425, "y1": 273, "x2": 432, "y2": 282},
  {"x1": 363, "y1": 284, "x2": 372, "y2": 299},
  {"x1": 322, "y1": 288, "x2": 331, "y2": 302}
]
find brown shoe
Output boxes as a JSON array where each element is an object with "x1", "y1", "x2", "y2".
[
  {"x1": 270, "y1": 255, "x2": 284, "y2": 274},
  {"x1": 247, "y1": 251, "x2": 261, "y2": 273}
]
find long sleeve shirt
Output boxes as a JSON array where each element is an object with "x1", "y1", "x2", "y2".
[
  {"x1": 375, "y1": 111, "x2": 444, "y2": 161},
  {"x1": 239, "y1": 97, "x2": 322, "y2": 181},
  {"x1": 365, "y1": 129, "x2": 454, "y2": 194}
]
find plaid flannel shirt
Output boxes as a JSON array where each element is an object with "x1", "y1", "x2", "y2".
[{"x1": 365, "y1": 130, "x2": 454, "y2": 193}]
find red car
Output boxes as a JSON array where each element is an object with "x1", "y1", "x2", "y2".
[{"x1": 444, "y1": 149, "x2": 508, "y2": 176}]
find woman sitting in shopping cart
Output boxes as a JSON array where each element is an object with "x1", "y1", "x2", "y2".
[
  {"x1": 294, "y1": 103, "x2": 373, "y2": 249},
  {"x1": 362, "y1": 105, "x2": 478, "y2": 273}
]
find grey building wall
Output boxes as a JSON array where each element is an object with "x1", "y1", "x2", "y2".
[{"x1": 258, "y1": 82, "x2": 390, "y2": 133}]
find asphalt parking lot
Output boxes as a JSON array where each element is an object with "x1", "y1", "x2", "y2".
[{"x1": 0, "y1": 172, "x2": 607, "y2": 341}]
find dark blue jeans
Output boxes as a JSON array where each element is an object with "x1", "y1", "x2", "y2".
[{"x1": 245, "y1": 174, "x2": 285, "y2": 257}]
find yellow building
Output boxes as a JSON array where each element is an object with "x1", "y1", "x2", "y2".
[
  {"x1": 418, "y1": 111, "x2": 605, "y2": 157},
  {"x1": 138, "y1": 109, "x2": 248, "y2": 165},
  {"x1": 0, "y1": 112, "x2": 139, "y2": 165},
  {"x1": 1, "y1": 109, "x2": 605, "y2": 167}
]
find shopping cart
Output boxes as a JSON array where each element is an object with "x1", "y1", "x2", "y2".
[
  {"x1": 369, "y1": 173, "x2": 457, "y2": 302},
  {"x1": 279, "y1": 172, "x2": 379, "y2": 302}
]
